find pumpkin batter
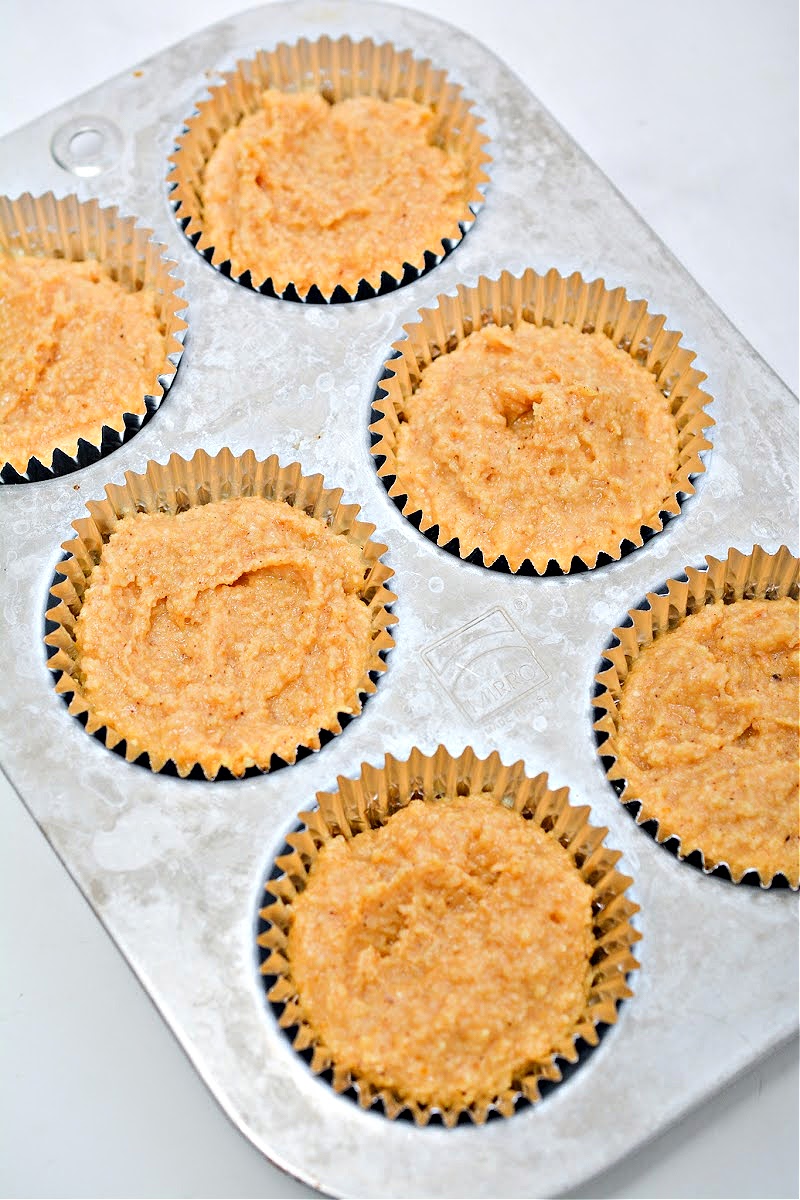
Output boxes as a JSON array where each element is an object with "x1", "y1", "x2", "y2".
[
  {"x1": 287, "y1": 793, "x2": 594, "y2": 1111},
  {"x1": 74, "y1": 495, "x2": 374, "y2": 776},
  {"x1": 393, "y1": 321, "x2": 680, "y2": 571},
  {"x1": 0, "y1": 255, "x2": 164, "y2": 472},
  {"x1": 202, "y1": 90, "x2": 469, "y2": 295},
  {"x1": 612, "y1": 597, "x2": 799, "y2": 883}
]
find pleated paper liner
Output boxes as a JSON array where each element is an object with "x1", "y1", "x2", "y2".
[
  {"x1": 167, "y1": 35, "x2": 491, "y2": 302},
  {"x1": 258, "y1": 745, "x2": 640, "y2": 1126},
  {"x1": 594, "y1": 545, "x2": 799, "y2": 888},
  {"x1": 44, "y1": 448, "x2": 397, "y2": 780},
  {"x1": 0, "y1": 192, "x2": 188, "y2": 483},
  {"x1": 370, "y1": 267, "x2": 715, "y2": 573}
]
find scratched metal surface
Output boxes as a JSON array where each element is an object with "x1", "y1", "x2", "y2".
[{"x1": 0, "y1": 3, "x2": 797, "y2": 1197}]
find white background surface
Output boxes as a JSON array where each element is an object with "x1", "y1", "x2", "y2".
[{"x1": 0, "y1": 1, "x2": 797, "y2": 1197}]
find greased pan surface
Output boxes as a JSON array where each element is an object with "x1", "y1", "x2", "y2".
[{"x1": 0, "y1": 3, "x2": 797, "y2": 1197}]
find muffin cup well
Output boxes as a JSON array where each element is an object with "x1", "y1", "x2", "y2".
[
  {"x1": 44, "y1": 448, "x2": 397, "y2": 780},
  {"x1": 370, "y1": 268, "x2": 715, "y2": 572},
  {"x1": 167, "y1": 35, "x2": 491, "y2": 303},
  {"x1": 0, "y1": 192, "x2": 188, "y2": 482},
  {"x1": 258, "y1": 744, "x2": 640, "y2": 1126},
  {"x1": 594, "y1": 545, "x2": 799, "y2": 887}
]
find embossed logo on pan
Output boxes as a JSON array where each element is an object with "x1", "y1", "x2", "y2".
[{"x1": 422, "y1": 607, "x2": 549, "y2": 721}]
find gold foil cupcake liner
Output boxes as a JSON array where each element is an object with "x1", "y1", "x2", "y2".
[
  {"x1": 44, "y1": 448, "x2": 397, "y2": 779},
  {"x1": 593, "y1": 544, "x2": 799, "y2": 887},
  {"x1": 0, "y1": 191, "x2": 188, "y2": 483},
  {"x1": 370, "y1": 267, "x2": 715, "y2": 572},
  {"x1": 258, "y1": 744, "x2": 640, "y2": 1126},
  {"x1": 167, "y1": 35, "x2": 491, "y2": 302}
]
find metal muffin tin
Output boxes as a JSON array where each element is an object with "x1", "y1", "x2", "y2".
[{"x1": 0, "y1": 2, "x2": 796, "y2": 1196}]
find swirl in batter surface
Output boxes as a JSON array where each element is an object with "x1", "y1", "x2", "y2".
[
  {"x1": 74, "y1": 496, "x2": 374, "y2": 775},
  {"x1": 202, "y1": 91, "x2": 470, "y2": 295},
  {"x1": 394, "y1": 321, "x2": 679, "y2": 571}
]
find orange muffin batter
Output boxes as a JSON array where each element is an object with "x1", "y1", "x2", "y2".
[
  {"x1": 0, "y1": 255, "x2": 164, "y2": 472},
  {"x1": 394, "y1": 321, "x2": 679, "y2": 571},
  {"x1": 202, "y1": 90, "x2": 470, "y2": 295},
  {"x1": 74, "y1": 496, "x2": 374, "y2": 776},
  {"x1": 288, "y1": 794, "x2": 594, "y2": 1111},
  {"x1": 612, "y1": 597, "x2": 799, "y2": 883}
]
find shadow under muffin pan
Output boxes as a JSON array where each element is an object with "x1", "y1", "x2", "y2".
[{"x1": 0, "y1": 3, "x2": 796, "y2": 1198}]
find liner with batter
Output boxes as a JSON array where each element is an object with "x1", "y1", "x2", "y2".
[
  {"x1": 202, "y1": 91, "x2": 471, "y2": 296},
  {"x1": 168, "y1": 35, "x2": 490, "y2": 300},
  {"x1": 0, "y1": 255, "x2": 164, "y2": 473},
  {"x1": 371, "y1": 269, "x2": 714, "y2": 573},
  {"x1": 288, "y1": 794, "x2": 593, "y2": 1111},
  {"x1": 0, "y1": 191, "x2": 187, "y2": 482},
  {"x1": 595, "y1": 546, "x2": 800, "y2": 886},
  {"x1": 45, "y1": 449, "x2": 397, "y2": 779},
  {"x1": 260, "y1": 746, "x2": 641, "y2": 1124}
]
